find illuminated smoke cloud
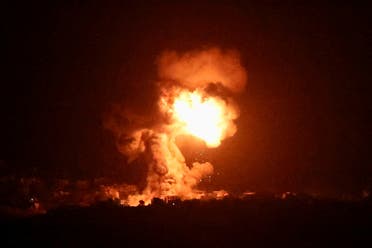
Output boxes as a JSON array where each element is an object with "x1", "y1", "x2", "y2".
[{"x1": 157, "y1": 47, "x2": 247, "y2": 93}]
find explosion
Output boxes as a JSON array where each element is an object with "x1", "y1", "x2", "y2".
[
  {"x1": 169, "y1": 90, "x2": 233, "y2": 147},
  {"x1": 105, "y1": 47, "x2": 247, "y2": 206}
]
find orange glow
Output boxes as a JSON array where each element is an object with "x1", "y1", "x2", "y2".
[{"x1": 172, "y1": 91, "x2": 225, "y2": 147}]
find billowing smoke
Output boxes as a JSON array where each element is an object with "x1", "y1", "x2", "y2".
[
  {"x1": 158, "y1": 47, "x2": 247, "y2": 93},
  {"x1": 105, "y1": 47, "x2": 247, "y2": 206}
]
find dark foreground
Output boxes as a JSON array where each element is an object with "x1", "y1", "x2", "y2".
[{"x1": 2, "y1": 197, "x2": 371, "y2": 247}]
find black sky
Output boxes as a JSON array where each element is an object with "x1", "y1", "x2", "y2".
[{"x1": 2, "y1": 1, "x2": 371, "y2": 195}]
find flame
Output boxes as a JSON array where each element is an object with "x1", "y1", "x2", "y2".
[{"x1": 172, "y1": 91, "x2": 226, "y2": 147}]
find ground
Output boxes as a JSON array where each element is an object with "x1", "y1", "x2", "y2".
[{"x1": 2, "y1": 196, "x2": 370, "y2": 247}]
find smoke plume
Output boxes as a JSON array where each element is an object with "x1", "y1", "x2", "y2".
[{"x1": 157, "y1": 47, "x2": 247, "y2": 93}]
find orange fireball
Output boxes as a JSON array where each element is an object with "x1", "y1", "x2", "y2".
[{"x1": 172, "y1": 91, "x2": 225, "y2": 147}]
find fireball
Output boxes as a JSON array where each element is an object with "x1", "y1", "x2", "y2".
[{"x1": 172, "y1": 91, "x2": 226, "y2": 147}]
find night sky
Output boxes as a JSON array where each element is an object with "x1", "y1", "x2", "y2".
[{"x1": 3, "y1": 1, "x2": 371, "y2": 195}]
